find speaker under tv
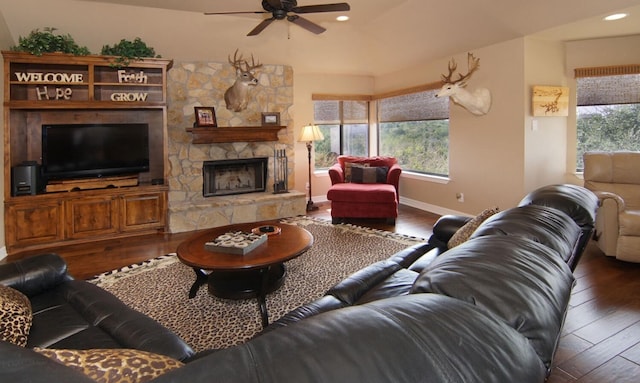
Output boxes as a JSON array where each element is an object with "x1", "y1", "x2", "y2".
[{"x1": 11, "y1": 161, "x2": 42, "y2": 196}]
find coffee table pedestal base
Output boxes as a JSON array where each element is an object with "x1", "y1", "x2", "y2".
[{"x1": 188, "y1": 264, "x2": 286, "y2": 328}]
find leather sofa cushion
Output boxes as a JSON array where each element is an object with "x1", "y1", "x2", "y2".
[
  {"x1": 470, "y1": 205, "x2": 582, "y2": 263},
  {"x1": 158, "y1": 294, "x2": 546, "y2": 383},
  {"x1": 26, "y1": 280, "x2": 194, "y2": 361},
  {"x1": 411, "y1": 235, "x2": 574, "y2": 368},
  {"x1": 327, "y1": 183, "x2": 397, "y2": 203},
  {"x1": 261, "y1": 295, "x2": 346, "y2": 333}
]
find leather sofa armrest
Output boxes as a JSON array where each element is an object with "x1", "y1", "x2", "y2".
[
  {"x1": 428, "y1": 215, "x2": 472, "y2": 249},
  {"x1": 0, "y1": 253, "x2": 72, "y2": 297},
  {"x1": 387, "y1": 242, "x2": 434, "y2": 268},
  {"x1": 594, "y1": 190, "x2": 626, "y2": 213},
  {"x1": 328, "y1": 163, "x2": 344, "y2": 185},
  {"x1": 326, "y1": 260, "x2": 402, "y2": 305}
]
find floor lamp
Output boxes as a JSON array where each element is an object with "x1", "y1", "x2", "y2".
[{"x1": 299, "y1": 124, "x2": 324, "y2": 212}]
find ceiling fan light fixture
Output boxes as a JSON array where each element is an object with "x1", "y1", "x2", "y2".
[
  {"x1": 603, "y1": 13, "x2": 628, "y2": 21},
  {"x1": 207, "y1": 1, "x2": 350, "y2": 35},
  {"x1": 336, "y1": 15, "x2": 349, "y2": 21}
]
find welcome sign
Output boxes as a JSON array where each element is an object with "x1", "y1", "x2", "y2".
[{"x1": 13, "y1": 69, "x2": 150, "y2": 102}]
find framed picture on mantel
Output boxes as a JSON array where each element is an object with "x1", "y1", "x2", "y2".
[
  {"x1": 194, "y1": 107, "x2": 217, "y2": 127},
  {"x1": 261, "y1": 112, "x2": 280, "y2": 126}
]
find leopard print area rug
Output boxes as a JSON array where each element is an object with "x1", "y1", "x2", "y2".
[{"x1": 90, "y1": 217, "x2": 425, "y2": 352}]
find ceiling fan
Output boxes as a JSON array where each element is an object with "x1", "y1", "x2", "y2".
[{"x1": 205, "y1": 0, "x2": 350, "y2": 36}]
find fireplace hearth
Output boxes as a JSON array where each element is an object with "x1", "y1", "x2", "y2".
[{"x1": 203, "y1": 158, "x2": 268, "y2": 197}]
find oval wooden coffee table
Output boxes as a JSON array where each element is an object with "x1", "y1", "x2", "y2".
[{"x1": 176, "y1": 220, "x2": 313, "y2": 327}]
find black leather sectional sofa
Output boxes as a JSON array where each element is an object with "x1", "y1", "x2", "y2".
[{"x1": 0, "y1": 184, "x2": 598, "y2": 383}]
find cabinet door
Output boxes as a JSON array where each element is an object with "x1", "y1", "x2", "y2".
[
  {"x1": 120, "y1": 192, "x2": 166, "y2": 231},
  {"x1": 5, "y1": 200, "x2": 64, "y2": 248},
  {"x1": 65, "y1": 196, "x2": 119, "y2": 239}
]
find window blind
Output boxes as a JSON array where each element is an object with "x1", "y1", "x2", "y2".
[
  {"x1": 378, "y1": 89, "x2": 448, "y2": 122},
  {"x1": 314, "y1": 100, "x2": 368, "y2": 124},
  {"x1": 575, "y1": 65, "x2": 640, "y2": 106}
]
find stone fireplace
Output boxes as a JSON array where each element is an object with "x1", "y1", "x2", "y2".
[
  {"x1": 166, "y1": 61, "x2": 306, "y2": 233},
  {"x1": 203, "y1": 157, "x2": 268, "y2": 197}
]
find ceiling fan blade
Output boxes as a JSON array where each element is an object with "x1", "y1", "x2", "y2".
[
  {"x1": 204, "y1": 11, "x2": 268, "y2": 15},
  {"x1": 287, "y1": 15, "x2": 326, "y2": 34},
  {"x1": 292, "y1": 3, "x2": 350, "y2": 14},
  {"x1": 247, "y1": 17, "x2": 276, "y2": 36}
]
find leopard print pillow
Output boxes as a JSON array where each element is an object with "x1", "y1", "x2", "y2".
[
  {"x1": 34, "y1": 348, "x2": 184, "y2": 383},
  {"x1": 447, "y1": 206, "x2": 500, "y2": 249},
  {"x1": 0, "y1": 284, "x2": 32, "y2": 347}
]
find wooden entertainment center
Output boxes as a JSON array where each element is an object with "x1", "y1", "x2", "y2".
[{"x1": 3, "y1": 51, "x2": 173, "y2": 253}]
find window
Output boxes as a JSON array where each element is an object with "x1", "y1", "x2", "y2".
[
  {"x1": 575, "y1": 65, "x2": 640, "y2": 171},
  {"x1": 377, "y1": 88, "x2": 449, "y2": 176},
  {"x1": 313, "y1": 100, "x2": 369, "y2": 168}
]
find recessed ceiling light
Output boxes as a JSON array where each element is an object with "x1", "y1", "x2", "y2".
[
  {"x1": 604, "y1": 13, "x2": 628, "y2": 21},
  {"x1": 336, "y1": 15, "x2": 349, "y2": 21}
]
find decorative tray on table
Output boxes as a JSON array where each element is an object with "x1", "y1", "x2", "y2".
[{"x1": 204, "y1": 231, "x2": 267, "y2": 255}]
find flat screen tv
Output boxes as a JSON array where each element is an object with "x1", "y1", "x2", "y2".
[{"x1": 41, "y1": 123, "x2": 150, "y2": 181}]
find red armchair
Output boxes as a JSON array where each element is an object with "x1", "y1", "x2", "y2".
[{"x1": 327, "y1": 156, "x2": 401, "y2": 224}]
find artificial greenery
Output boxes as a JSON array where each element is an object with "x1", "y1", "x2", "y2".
[
  {"x1": 11, "y1": 27, "x2": 91, "y2": 56},
  {"x1": 101, "y1": 37, "x2": 160, "y2": 67}
]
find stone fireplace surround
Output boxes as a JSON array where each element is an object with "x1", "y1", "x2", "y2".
[{"x1": 166, "y1": 61, "x2": 306, "y2": 233}]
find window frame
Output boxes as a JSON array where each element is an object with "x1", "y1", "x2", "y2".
[
  {"x1": 312, "y1": 97, "x2": 371, "y2": 169},
  {"x1": 574, "y1": 64, "x2": 640, "y2": 172},
  {"x1": 375, "y1": 83, "x2": 450, "y2": 176}
]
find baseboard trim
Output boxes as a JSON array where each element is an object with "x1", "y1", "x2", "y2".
[
  {"x1": 399, "y1": 196, "x2": 470, "y2": 217},
  {"x1": 314, "y1": 193, "x2": 469, "y2": 218}
]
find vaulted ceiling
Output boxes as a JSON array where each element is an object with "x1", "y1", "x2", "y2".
[{"x1": 1, "y1": 0, "x2": 639, "y2": 76}]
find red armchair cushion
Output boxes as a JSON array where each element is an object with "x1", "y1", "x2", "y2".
[{"x1": 327, "y1": 183, "x2": 397, "y2": 203}]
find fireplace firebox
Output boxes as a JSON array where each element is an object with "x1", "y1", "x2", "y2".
[{"x1": 203, "y1": 158, "x2": 268, "y2": 197}]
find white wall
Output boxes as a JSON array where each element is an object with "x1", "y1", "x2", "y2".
[
  {"x1": 523, "y1": 38, "x2": 569, "y2": 192},
  {"x1": 346, "y1": 38, "x2": 531, "y2": 215}
]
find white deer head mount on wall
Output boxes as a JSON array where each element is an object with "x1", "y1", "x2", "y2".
[
  {"x1": 224, "y1": 49, "x2": 263, "y2": 112},
  {"x1": 436, "y1": 53, "x2": 491, "y2": 116}
]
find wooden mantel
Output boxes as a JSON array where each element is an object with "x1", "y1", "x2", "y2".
[{"x1": 186, "y1": 126, "x2": 285, "y2": 144}]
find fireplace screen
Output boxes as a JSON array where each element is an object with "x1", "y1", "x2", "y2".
[{"x1": 203, "y1": 158, "x2": 268, "y2": 197}]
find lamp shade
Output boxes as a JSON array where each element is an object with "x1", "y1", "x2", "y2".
[{"x1": 299, "y1": 124, "x2": 324, "y2": 142}]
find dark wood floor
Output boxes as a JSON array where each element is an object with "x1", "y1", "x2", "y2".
[{"x1": 3, "y1": 203, "x2": 639, "y2": 382}]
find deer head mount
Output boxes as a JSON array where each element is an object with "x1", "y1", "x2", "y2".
[
  {"x1": 436, "y1": 53, "x2": 491, "y2": 116},
  {"x1": 224, "y1": 49, "x2": 263, "y2": 112}
]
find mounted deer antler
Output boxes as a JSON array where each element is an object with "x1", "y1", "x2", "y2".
[
  {"x1": 436, "y1": 53, "x2": 491, "y2": 116},
  {"x1": 224, "y1": 49, "x2": 263, "y2": 112}
]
